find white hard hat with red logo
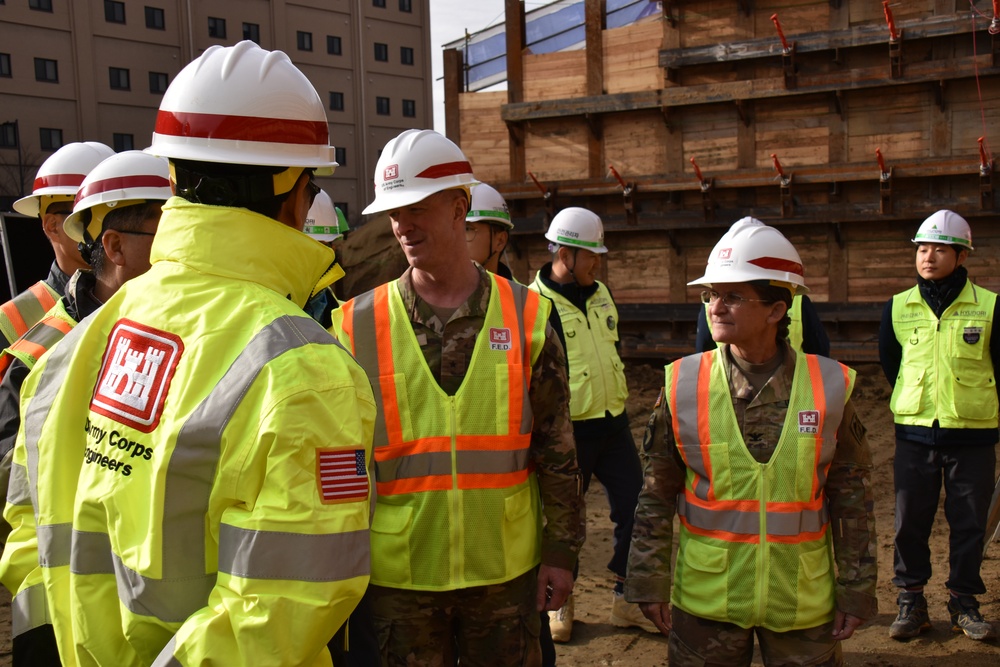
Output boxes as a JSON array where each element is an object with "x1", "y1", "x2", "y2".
[
  {"x1": 690, "y1": 216, "x2": 808, "y2": 294},
  {"x1": 363, "y1": 129, "x2": 478, "y2": 215},
  {"x1": 148, "y1": 40, "x2": 337, "y2": 173},
  {"x1": 304, "y1": 190, "x2": 346, "y2": 242},
  {"x1": 911, "y1": 209, "x2": 974, "y2": 251},
  {"x1": 64, "y1": 151, "x2": 172, "y2": 243},
  {"x1": 13, "y1": 142, "x2": 116, "y2": 217},
  {"x1": 467, "y1": 183, "x2": 513, "y2": 230},
  {"x1": 545, "y1": 207, "x2": 608, "y2": 254}
]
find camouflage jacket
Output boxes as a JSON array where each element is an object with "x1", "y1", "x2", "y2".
[
  {"x1": 392, "y1": 265, "x2": 583, "y2": 570},
  {"x1": 625, "y1": 343, "x2": 878, "y2": 621}
]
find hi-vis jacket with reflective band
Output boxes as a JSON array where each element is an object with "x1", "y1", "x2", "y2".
[
  {"x1": 0, "y1": 281, "x2": 60, "y2": 350},
  {"x1": 528, "y1": 278, "x2": 628, "y2": 420},
  {"x1": 337, "y1": 275, "x2": 549, "y2": 591},
  {"x1": 0, "y1": 198, "x2": 375, "y2": 667},
  {"x1": 0, "y1": 300, "x2": 75, "y2": 378},
  {"x1": 706, "y1": 295, "x2": 805, "y2": 352},
  {"x1": 889, "y1": 281, "x2": 998, "y2": 429},
  {"x1": 666, "y1": 349, "x2": 854, "y2": 631}
]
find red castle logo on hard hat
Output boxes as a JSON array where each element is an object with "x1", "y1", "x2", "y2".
[
  {"x1": 384, "y1": 164, "x2": 399, "y2": 181},
  {"x1": 718, "y1": 248, "x2": 733, "y2": 259}
]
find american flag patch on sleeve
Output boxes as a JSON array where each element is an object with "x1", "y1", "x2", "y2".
[{"x1": 317, "y1": 448, "x2": 369, "y2": 504}]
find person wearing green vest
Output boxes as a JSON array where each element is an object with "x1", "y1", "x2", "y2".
[
  {"x1": 331, "y1": 129, "x2": 582, "y2": 665},
  {"x1": 1, "y1": 142, "x2": 115, "y2": 350},
  {"x1": 626, "y1": 219, "x2": 877, "y2": 666},
  {"x1": 879, "y1": 210, "x2": 999, "y2": 642},
  {"x1": 529, "y1": 207, "x2": 655, "y2": 641},
  {"x1": 696, "y1": 218, "x2": 830, "y2": 356},
  {"x1": 0, "y1": 150, "x2": 171, "y2": 666}
]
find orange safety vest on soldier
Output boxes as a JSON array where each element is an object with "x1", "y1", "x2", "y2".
[
  {"x1": 0, "y1": 281, "x2": 60, "y2": 353},
  {"x1": 336, "y1": 274, "x2": 550, "y2": 591},
  {"x1": 666, "y1": 348, "x2": 854, "y2": 631},
  {"x1": 0, "y1": 301, "x2": 75, "y2": 378}
]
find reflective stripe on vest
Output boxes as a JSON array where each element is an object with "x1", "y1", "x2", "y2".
[
  {"x1": 10, "y1": 582, "x2": 50, "y2": 637},
  {"x1": 0, "y1": 281, "x2": 59, "y2": 347},
  {"x1": 0, "y1": 308, "x2": 75, "y2": 378},
  {"x1": 27, "y1": 315, "x2": 369, "y2": 623}
]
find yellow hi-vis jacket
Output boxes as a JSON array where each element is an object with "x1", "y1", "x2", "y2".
[
  {"x1": 528, "y1": 277, "x2": 628, "y2": 420},
  {"x1": 0, "y1": 281, "x2": 60, "y2": 354},
  {"x1": 335, "y1": 275, "x2": 549, "y2": 591},
  {"x1": 889, "y1": 281, "x2": 998, "y2": 429},
  {"x1": 666, "y1": 349, "x2": 854, "y2": 631},
  {"x1": 0, "y1": 198, "x2": 375, "y2": 667},
  {"x1": 705, "y1": 295, "x2": 805, "y2": 352}
]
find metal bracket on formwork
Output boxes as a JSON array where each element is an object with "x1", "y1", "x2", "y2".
[
  {"x1": 832, "y1": 90, "x2": 845, "y2": 120},
  {"x1": 528, "y1": 171, "x2": 557, "y2": 227},
  {"x1": 876, "y1": 147, "x2": 893, "y2": 215},
  {"x1": 991, "y1": 15, "x2": 1000, "y2": 66},
  {"x1": 832, "y1": 221, "x2": 845, "y2": 248},
  {"x1": 883, "y1": 1, "x2": 903, "y2": 78},
  {"x1": 690, "y1": 157, "x2": 715, "y2": 222},
  {"x1": 771, "y1": 153, "x2": 794, "y2": 218},
  {"x1": 771, "y1": 14, "x2": 797, "y2": 89},
  {"x1": 980, "y1": 137, "x2": 995, "y2": 210},
  {"x1": 608, "y1": 164, "x2": 638, "y2": 226}
]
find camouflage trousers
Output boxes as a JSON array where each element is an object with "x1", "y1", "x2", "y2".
[
  {"x1": 669, "y1": 606, "x2": 842, "y2": 667},
  {"x1": 368, "y1": 569, "x2": 542, "y2": 667}
]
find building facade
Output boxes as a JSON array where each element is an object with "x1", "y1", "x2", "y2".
[{"x1": 0, "y1": 0, "x2": 433, "y2": 227}]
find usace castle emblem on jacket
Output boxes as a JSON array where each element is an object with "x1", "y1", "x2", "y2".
[{"x1": 90, "y1": 319, "x2": 184, "y2": 433}]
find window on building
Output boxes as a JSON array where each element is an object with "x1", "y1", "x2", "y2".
[
  {"x1": 208, "y1": 17, "x2": 226, "y2": 39},
  {"x1": 39, "y1": 128, "x2": 63, "y2": 151},
  {"x1": 113, "y1": 133, "x2": 134, "y2": 152},
  {"x1": 149, "y1": 71, "x2": 168, "y2": 94},
  {"x1": 373, "y1": 0, "x2": 386, "y2": 7},
  {"x1": 145, "y1": 6, "x2": 165, "y2": 30},
  {"x1": 329, "y1": 91, "x2": 344, "y2": 111},
  {"x1": 399, "y1": 0, "x2": 412, "y2": 12},
  {"x1": 335, "y1": 147, "x2": 346, "y2": 167},
  {"x1": 400, "y1": 46, "x2": 414, "y2": 66},
  {"x1": 297, "y1": 31, "x2": 312, "y2": 51},
  {"x1": 376, "y1": 96, "x2": 390, "y2": 115},
  {"x1": 327, "y1": 35, "x2": 342, "y2": 55},
  {"x1": 0, "y1": 54, "x2": 10, "y2": 78},
  {"x1": 105, "y1": 1, "x2": 125, "y2": 23},
  {"x1": 402, "y1": 99, "x2": 416, "y2": 118},
  {"x1": 29, "y1": 0, "x2": 53, "y2": 11},
  {"x1": 34, "y1": 58, "x2": 58, "y2": 83},
  {"x1": 243, "y1": 22, "x2": 260, "y2": 43},
  {"x1": 374, "y1": 43, "x2": 388, "y2": 62},
  {"x1": 0, "y1": 124, "x2": 17, "y2": 149},
  {"x1": 109, "y1": 67, "x2": 130, "y2": 90}
]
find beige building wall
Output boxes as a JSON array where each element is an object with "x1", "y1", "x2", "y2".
[{"x1": 0, "y1": 0, "x2": 433, "y2": 227}]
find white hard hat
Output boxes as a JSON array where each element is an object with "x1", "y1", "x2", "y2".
[
  {"x1": 148, "y1": 41, "x2": 337, "y2": 172},
  {"x1": 304, "y1": 190, "x2": 345, "y2": 242},
  {"x1": 545, "y1": 207, "x2": 608, "y2": 254},
  {"x1": 64, "y1": 151, "x2": 172, "y2": 243},
  {"x1": 467, "y1": 183, "x2": 513, "y2": 230},
  {"x1": 911, "y1": 210, "x2": 973, "y2": 250},
  {"x1": 13, "y1": 142, "x2": 116, "y2": 217},
  {"x1": 363, "y1": 129, "x2": 478, "y2": 215},
  {"x1": 690, "y1": 217, "x2": 808, "y2": 294}
]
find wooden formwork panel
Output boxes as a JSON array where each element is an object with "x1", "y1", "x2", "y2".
[
  {"x1": 458, "y1": 91, "x2": 509, "y2": 184},
  {"x1": 524, "y1": 50, "x2": 586, "y2": 101},
  {"x1": 754, "y1": 0, "x2": 831, "y2": 34},
  {"x1": 523, "y1": 118, "x2": 589, "y2": 181},
  {"x1": 603, "y1": 111, "x2": 671, "y2": 176},
  {"x1": 680, "y1": 105, "x2": 741, "y2": 171},
  {"x1": 604, "y1": 18, "x2": 665, "y2": 94},
  {"x1": 848, "y1": 0, "x2": 935, "y2": 25},
  {"x1": 677, "y1": 1, "x2": 756, "y2": 47},
  {"x1": 846, "y1": 84, "x2": 934, "y2": 162},
  {"x1": 753, "y1": 95, "x2": 832, "y2": 168}
]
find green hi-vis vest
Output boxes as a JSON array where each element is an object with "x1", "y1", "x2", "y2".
[
  {"x1": 0, "y1": 300, "x2": 76, "y2": 378},
  {"x1": 706, "y1": 295, "x2": 804, "y2": 352},
  {"x1": 889, "y1": 281, "x2": 998, "y2": 429},
  {"x1": 340, "y1": 275, "x2": 550, "y2": 591},
  {"x1": 665, "y1": 349, "x2": 854, "y2": 631},
  {"x1": 0, "y1": 281, "x2": 60, "y2": 350},
  {"x1": 528, "y1": 278, "x2": 628, "y2": 420}
]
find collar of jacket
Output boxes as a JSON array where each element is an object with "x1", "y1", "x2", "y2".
[
  {"x1": 150, "y1": 197, "x2": 344, "y2": 309},
  {"x1": 63, "y1": 270, "x2": 103, "y2": 322}
]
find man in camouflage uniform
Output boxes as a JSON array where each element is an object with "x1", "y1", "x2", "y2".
[
  {"x1": 331, "y1": 129, "x2": 582, "y2": 666},
  {"x1": 626, "y1": 220, "x2": 877, "y2": 666}
]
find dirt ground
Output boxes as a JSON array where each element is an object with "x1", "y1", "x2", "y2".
[{"x1": 0, "y1": 362, "x2": 996, "y2": 665}]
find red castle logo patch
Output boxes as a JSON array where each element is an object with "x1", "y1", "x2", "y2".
[
  {"x1": 384, "y1": 164, "x2": 399, "y2": 181},
  {"x1": 798, "y1": 410, "x2": 820, "y2": 434},
  {"x1": 489, "y1": 327, "x2": 512, "y2": 351},
  {"x1": 718, "y1": 248, "x2": 733, "y2": 260}
]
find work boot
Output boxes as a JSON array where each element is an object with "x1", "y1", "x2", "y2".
[
  {"x1": 610, "y1": 592, "x2": 659, "y2": 634},
  {"x1": 548, "y1": 593, "x2": 574, "y2": 643},
  {"x1": 889, "y1": 590, "x2": 931, "y2": 640},
  {"x1": 947, "y1": 595, "x2": 997, "y2": 641}
]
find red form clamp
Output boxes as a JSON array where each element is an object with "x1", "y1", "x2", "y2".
[
  {"x1": 690, "y1": 157, "x2": 715, "y2": 221},
  {"x1": 979, "y1": 137, "x2": 995, "y2": 209},
  {"x1": 771, "y1": 13, "x2": 797, "y2": 88},
  {"x1": 884, "y1": 1, "x2": 903, "y2": 77},
  {"x1": 608, "y1": 164, "x2": 637, "y2": 226},
  {"x1": 528, "y1": 171, "x2": 557, "y2": 226},
  {"x1": 771, "y1": 153, "x2": 794, "y2": 218},
  {"x1": 876, "y1": 147, "x2": 893, "y2": 214}
]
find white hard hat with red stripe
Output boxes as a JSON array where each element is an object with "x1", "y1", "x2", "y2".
[
  {"x1": 64, "y1": 151, "x2": 172, "y2": 243},
  {"x1": 13, "y1": 142, "x2": 116, "y2": 217},
  {"x1": 363, "y1": 129, "x2": 478, "y2": 215},
  {"x1": 148, "y1": 41, "x2": 337, "y2": 172},
  {"x1": 690, "y1": 216, "x2": 808, "y2": 294},
  {"x1": 911, "y1": 209, "x2": 974, "y2": 251}
]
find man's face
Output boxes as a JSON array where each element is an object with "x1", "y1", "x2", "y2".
[
  {"x1": 43, "y1": 204, "x2": 89, "y2": 271},
  {"x1": 118, "y1": 206, "x2": 162, "y2": 282},
  {"x1": 564, "y1": 247, "x2": 601, "y2": 287},
  {"x1": 706, "y1": 282, "x2": 779, "y2": 348},
  {"x1": 915, "y1": 243, "x2": 965, "y2": 281},
  {"x1": 388, "y1": 190, "x2": 467, "y2": 270},
  {"x1": 465, "y1": 220, "x2": 497, "y2": 265}
]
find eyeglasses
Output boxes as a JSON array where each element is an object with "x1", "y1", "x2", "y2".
[
  {"x1": 700, "y1": 290, "x2": 770, "y2": 308},
  {"x1": 118, "y1": 230, "x2": 157, "y2": 237},
  {"x1": 464, "y1": 224, "x2": 479, "y2": 242}
]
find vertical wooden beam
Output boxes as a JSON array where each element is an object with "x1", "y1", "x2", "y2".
[
  {"x1": 443, "y1": 48, "x2": 463, "y2": 145},
  {"x1": 506, "y1": 0, "x2": 526, "y2": 182},
  {"x1": 585, "y1": 0, "x2": 606, "y2": 180},
  {"x1": 827, "y1": 225, "x2": 848, "y2": 302}
]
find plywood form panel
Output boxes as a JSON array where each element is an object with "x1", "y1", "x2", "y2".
[
  {"x1": 755, "y1": 0, "x2": 830, "y2": 35},
  {"x1": 459, "y1": 91, "x2": 510, "y2": 184},
  {"x1": 949, "y1": 78, "x2": 1000, "y2": 155},
  {"x1": 846, "y1": 84, "x2": 932, "y2": 162},
  {"x1": 523, "y1": 119, "x2": 589, "y2": 181},
  {"x1": 849, "y1": 0, "x2": 935, "y2": 25},
  {"x1": 604, "y1": 18, "x2": 665, "y2": 94},
  {"x1": 523, "y1": 51, "x2": 587, "y2": 101},
  {"x1": 678, "y1": 0, "x2": 758, "y2": 47},
  {"x1": 603, "y1": 111, "x2": 671, "y2": 176},
  {"x1": 754, "y1": 95, "x2": 832, "y2": 167},
  {"x1": 681, "y1": 106, "x2": 741, "y2": 172}
]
